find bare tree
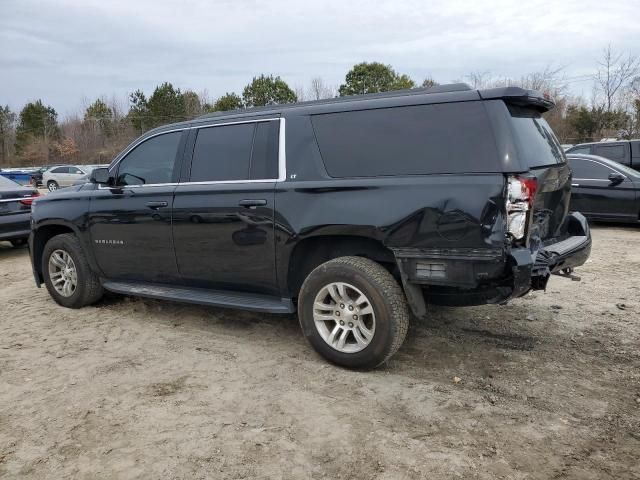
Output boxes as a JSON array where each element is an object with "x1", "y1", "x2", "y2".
[
  {"x1": 595, "y1": 45, "x2": 640, "y2": 111},
  {"x1": 464, "y1": 71, "x2": 491, "y2": 88},
  {"x1": 308, "y1": 77, "x2": 335, "y2": 100},
  {"x1": 294, "y1": 84, "x2": 306, "y2": 102}
]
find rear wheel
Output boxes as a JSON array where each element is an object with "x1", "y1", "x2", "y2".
[
  {"x1": 47, "y1": 180, "x2": 59, "y2": 192},
  {"x1": 298, "y1": 256, "x2": 409, "y2": 369},
  {"x1": 42, "y1": 233, "x2": 103, "y2": 308}
]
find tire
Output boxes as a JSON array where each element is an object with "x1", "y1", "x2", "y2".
[
  {"x1": 42, "y1": 233, "x2": 103, "y2": 308},
  {"x1": 298, "y1": 256, "x2": 410, "y2": 369},
  {"x1": 47, "y1": 180, "x2": 59, "y2": 191},
  {"x1": 10, "y1": 238, "x2": 27, "y2": 248}
]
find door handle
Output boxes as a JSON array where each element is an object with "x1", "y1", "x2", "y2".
[
  {"x1": 571, "y1": 183, "x2": 580, "y2": 187},
  {"x1": 238, "y1": 199, "x2": 267, "y2": 208},
  {"x1": 145, "y1": 201, "x2": 168, "y2": 209}
]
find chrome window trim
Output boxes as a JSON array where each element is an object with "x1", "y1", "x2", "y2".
[{"x1": 101, "y1": 117, "x2": 285, "y2": 190}]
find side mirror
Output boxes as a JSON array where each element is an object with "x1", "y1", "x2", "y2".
[
  {"x1": 608, "y1": 172, "x2": 625, "y2": 184},
  {"x1": 90, "y1": 167, "x2": 112, "y2": 185}
]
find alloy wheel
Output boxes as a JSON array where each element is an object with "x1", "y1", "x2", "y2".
[
  {"x1": 312, "y1": 282, "x2": 376, "y2": 353},
  {"x1": 48, "y1": 249, "x2": 78, "y2": 297}
]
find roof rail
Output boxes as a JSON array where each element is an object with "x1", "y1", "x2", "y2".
[{"x1": 198, "y1": 83, "x2": 473, "y2": 119}]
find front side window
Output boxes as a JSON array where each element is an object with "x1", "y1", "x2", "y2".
[
  {"x1": 570, "y1": 158, "x2": 618, "y2": 179},
  {"x1": 117, "y1": 131, "x2": 182, "y2": 186}
]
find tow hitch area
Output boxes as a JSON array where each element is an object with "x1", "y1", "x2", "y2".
[
  {"x1": 555, "y1": 267, "x2": 581, "y2": 282},
  {"x1": 529, "y1": 213, "x2": 591, "y2": 291}
]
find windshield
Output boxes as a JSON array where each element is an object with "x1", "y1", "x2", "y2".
[{"x1": 508, "y1": 105, "x2": 566, "y2": 168}]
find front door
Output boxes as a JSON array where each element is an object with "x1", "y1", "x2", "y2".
[
  {"x1": 569, "y1": 157, "x2": 637, "y2": 221},
  {"x1": 172, "y1": 119, "x2": 281, "y2": 295},
  {"x1": 88, "y1": 129, "x2": 186, "y2": 283}
]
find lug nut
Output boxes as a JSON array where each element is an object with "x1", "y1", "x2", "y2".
[
  {"x1": 348, "y1": 322, "x2": 354, "y2": 327},
  {"x1": 348, "y1": 305, "x2": 354, "y2": 311},
  {"x1": 340, "y1": 303, "x2": 345, "y2": 308},
  {"x1": 339, "y1": 320, "x2": 345, "y2": 326},
  {"x1": 335, "y1": 311, "x2": 340, "y2": 316},
  {"x1": 353, "y1": 315, "x2": 358, "y2": 320}
]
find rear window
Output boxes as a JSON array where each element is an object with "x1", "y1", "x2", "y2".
[
  {"x1": 508, "y1": 105, "x2": 565, "y2": 167},
  {"x1": 594, "y1": 144, "x2": 625, "y2": 160},
  {"x1": 311, "y1": 102, "x2": 499, "y2": 177}
]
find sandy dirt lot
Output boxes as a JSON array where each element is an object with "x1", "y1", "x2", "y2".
[{"x1": 1, "y1": 226, "x2": 639, "y2": 479}]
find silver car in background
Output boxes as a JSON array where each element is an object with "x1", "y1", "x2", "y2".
[{"x1": 42, "y1": 165, "x2": 106, "y2": 191}]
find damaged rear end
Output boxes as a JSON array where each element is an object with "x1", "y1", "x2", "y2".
[{"x1": 483, "y1": 88, "x2": 592, "y2": 297}]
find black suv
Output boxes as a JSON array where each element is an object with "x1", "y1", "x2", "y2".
[{"x1": 29, "y1": 84, "x2": 591, "y2": 369}]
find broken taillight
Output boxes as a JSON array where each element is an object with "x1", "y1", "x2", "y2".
[
  {"x1": 506, "y1": 176, "x2": 537, "y2": 241},
  {"x1": 19, "y1": 191, "x2": 40, "y2": 206}
]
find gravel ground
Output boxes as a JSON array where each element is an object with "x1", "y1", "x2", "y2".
[{"x1": 0, "y1": 225, "x2": 639, "y2": 479}]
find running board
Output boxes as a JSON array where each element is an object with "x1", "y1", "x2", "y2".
[{"x1": 101, "y1": 281, "x2": 295, "y2": 314}]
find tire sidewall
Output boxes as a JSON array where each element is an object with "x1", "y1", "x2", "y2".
[
  {"x1": 299, "y1": 262, "x2": 396, "y2": 369},
  {"x1": 42, "y1": 235, "x2": 88, "y2": 308}
]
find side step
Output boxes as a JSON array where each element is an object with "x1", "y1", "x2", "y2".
[{"x1": 101, "y1": 281, "x2": 295, "y2": 314}]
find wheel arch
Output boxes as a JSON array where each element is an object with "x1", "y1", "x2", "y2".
[
  {"x1": 285, "y1": 234, "x2": 397, "y2": 299},
  {"x1": 32, "y1": 222, "x2": 98, "y2": 284}
]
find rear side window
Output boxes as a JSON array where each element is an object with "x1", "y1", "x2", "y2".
[
  {"x1": 51, "y1": 167, "x2": 69, "y2": 174},
  {"x1": 189, "y1": 120, "x2": 279, "y2": 182},
  {"x1": 593, "y1": 144, "x2": 625, "y2": 161},
  {"x1": 507, "y1": 105, "x2": 565, "y2": 167},
  {"x1": 311, "y1": 102, "x2": 498, "y2": 177},
  {"x1": 250, "y1": 122, "x2": 279, "y2": 180}
]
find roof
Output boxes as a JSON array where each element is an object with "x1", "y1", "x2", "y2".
[
  {"x1": 569, "y1": 139, "x2": 640, "y2": 148},
  {"x1": 141, "y1": 83, "x2": 555, "y2": 137}
]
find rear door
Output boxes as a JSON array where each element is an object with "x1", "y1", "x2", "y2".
[
  {"x1": 88, "y1": 129, "x2": 186, "y2": 283},
  {"x1": 172, "y1": 118, "x2": 280, "y2": 295},
  {"x1": 569, "y1": 157, "x2": 637, "y2": 221}
]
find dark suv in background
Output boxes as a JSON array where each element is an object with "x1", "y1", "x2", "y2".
[
  {"x1": 29, "y1": 84, "x2": 591, "y2": 369},
  {"x1": 566, "y1": 139, "x2": 640, "y2": 171}
]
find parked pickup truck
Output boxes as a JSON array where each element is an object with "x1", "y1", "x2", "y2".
[
  {"x1": 29, "y1": 84, "x2": 592, "y2": 369},
  {"x1": 566, "y1": 140, "x2": 640, "y2": 171}
]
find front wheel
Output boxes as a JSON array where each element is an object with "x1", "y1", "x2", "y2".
[
  {"x1": 47, "y1": 180, "x2": 59, "y2": 192},
  {"x1": 42, "y1": 233, "x2": 104, "y2": 308},
  {"x1": 298, "y1": 256, "x2": 409, "y2": 369}
]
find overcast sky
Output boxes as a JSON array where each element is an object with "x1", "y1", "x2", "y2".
[{"x1": 1, "y1": 0, "x2": 638, "y2": 117}]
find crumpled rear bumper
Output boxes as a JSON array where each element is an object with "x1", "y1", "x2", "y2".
[{"x1": 510, "y1": 212, "x2": 591, "y2": 296}]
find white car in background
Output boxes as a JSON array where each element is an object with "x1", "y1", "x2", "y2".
[{"x1": 42, "y1": 165, "x2": 104, "y2": 191}]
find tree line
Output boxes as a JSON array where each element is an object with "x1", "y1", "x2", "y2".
[{"x1": 1, "y1": 46, "x2": 639, "y2": 168}]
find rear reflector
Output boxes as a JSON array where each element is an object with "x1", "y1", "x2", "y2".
[
  {"x1": 415, "y1": 262, "x2": 447, "y2": 280},
  {"x1": 19, "y1": 191, "x2": 40, "y2": 206}
]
